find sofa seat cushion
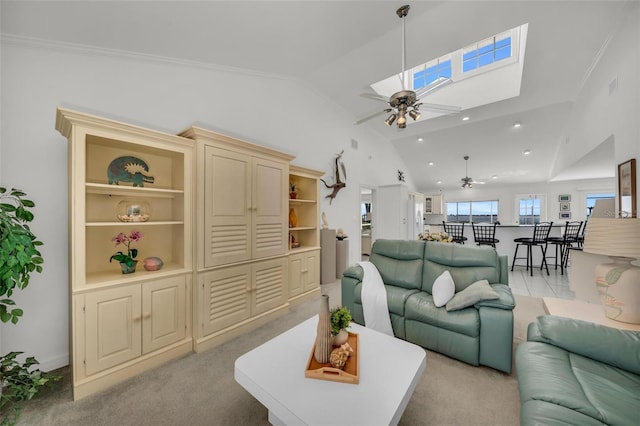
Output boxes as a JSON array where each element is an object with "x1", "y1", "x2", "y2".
[
  {"x1": 354, "y1": 283, "x2": 418, "y2": 317},
  {"x1": 517, "y1": 341, "x2": 640, "y2": 425},
  {"x1": 405, "y1": 292, "x2": 479, "y2": 337}
]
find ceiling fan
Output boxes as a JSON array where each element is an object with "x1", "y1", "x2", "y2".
[
  {"x1": 355, "y1": 5, "x2": 461, "y2": 128},
  {"x1": 461, "y1": 155, "x2": 485, "y2": 188}
]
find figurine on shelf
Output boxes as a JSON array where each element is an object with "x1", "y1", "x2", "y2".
[
  {"x1": 289, "y1": 233, "x2": 300, "y2": 249},
  {"x1": 321, "y1": 212, "x2": 329, "y2": 230},
  {"x1": 289, "y1": 207, "x2": 298, "y2": 228},
  {"x1": 336, "y1": 228, "x2": 348, "y2": 240}
]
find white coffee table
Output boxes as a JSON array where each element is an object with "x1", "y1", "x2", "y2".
[{"x1": 235, "y1": 316, "x2": 426, "y2": 425}]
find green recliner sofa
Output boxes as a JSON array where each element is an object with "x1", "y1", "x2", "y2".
[
  {"x1": 341, "y1": 239, "x2": 516, "y2": 373},
  {"x1": 516, "y1": 315, "x2": 640, "y2": 425}
]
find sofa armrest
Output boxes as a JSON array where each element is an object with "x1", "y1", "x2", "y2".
[
  {"x1": 527, "y1": 315, "x2": 640, "y2": 375},
  {"x1": 341, "y1": 265, "x2": 363, "y2": 315},
  {"x1": 343, "y1": 265, "x2": 363, "y2": 281},
  {"x1": 474, "y1": 284, "x2": 515, "y2": 310}
]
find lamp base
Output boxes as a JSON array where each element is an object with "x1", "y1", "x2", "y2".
[{"x1": 595, "y1": 257, "x2": 640, "y2": 324}]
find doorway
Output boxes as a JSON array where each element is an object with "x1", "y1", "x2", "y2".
[{"x1": 360, "y1": 186, "x2": 375, "y2": 259}]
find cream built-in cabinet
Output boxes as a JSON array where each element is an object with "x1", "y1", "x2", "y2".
[
  {"x1": 56, "y1": 108, "x2": 194, "y2": 400},
  {"x1": 57, "y1": 109, "x2": 322, "y2": 398},
  {"x1": 288, "y1": 165, "x2": 323, "y2": 303},
  {"x1": 180, "y1": 127, "x2": 295, "y2": 351}
]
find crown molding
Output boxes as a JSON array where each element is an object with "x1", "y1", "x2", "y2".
[{"x1": 0, "y1": 33, "x2": 298, "y2": 83}]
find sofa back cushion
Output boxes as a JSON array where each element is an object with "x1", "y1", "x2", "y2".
[
  {"x1": 369, "y1": 239, "x2": 425, "y2": 291},
  {"x1": 422, "y1": 242, "x2": 501, "y2": 294}
]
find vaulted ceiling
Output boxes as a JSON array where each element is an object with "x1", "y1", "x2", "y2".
[{"x1": 2, "y1": 1, "x2": 633, "y2": 190}]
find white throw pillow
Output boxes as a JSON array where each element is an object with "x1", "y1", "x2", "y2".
[{"x1": 432, "y1": 270, "x2": 456, "y2": 307}]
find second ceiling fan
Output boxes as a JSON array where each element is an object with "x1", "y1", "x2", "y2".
[
  {"x1": 461, "y1": 155, "x2": 485, "y2": 188},
  {"x1": 356, "y1": 5, "x2": 461, "y2": 128}
]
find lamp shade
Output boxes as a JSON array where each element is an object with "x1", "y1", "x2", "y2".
[{"x1": 583, "y1": 218, "x2": 640, "y2": 260}]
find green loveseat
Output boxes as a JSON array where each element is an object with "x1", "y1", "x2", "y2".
[
  {"x1": 341, "y1": 239, "x2": 516, "y2": 373},
  {"x1": 516, "y1": 315, "x2": 640, "y2": 425}
]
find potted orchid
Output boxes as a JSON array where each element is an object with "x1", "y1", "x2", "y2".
[{"x1": 109, "y1": 230, "x2": 143, "y2": 274}]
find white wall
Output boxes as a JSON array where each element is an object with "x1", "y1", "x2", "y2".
[
  {"x1": 0, "y1": 38, "x2": 415, "y2": 370},
  {"x1": 552, "y1": 2, "x2": 639, "y2": 216}
]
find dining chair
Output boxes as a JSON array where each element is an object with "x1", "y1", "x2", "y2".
[
  {"x1": 442, "y1": 222, "x2": 468, "y2": 244},
  {"x1": 511, "y1": 222, "x2": 553, "y2": 276},
  {"x1": 472, "y1": 223, "x2": 499, "y2": 248},
  {"x1": 545, "y1": 221, "x2": 583, "y2": 274}
]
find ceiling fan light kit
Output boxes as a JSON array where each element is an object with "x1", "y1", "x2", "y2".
[{"x1": 357, "y1": 5, "x2": 460, "y2": 128}]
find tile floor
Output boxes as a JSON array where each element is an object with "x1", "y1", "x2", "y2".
[{"x1": 507, "y1": 267, "x2": 573, "y2": 299}]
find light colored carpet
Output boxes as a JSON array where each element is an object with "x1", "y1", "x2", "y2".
[{"x1": 15, "y1": 289, "x2": 544, "y2": 425}]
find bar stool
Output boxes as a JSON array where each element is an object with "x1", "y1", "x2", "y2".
[
  {"x1": 545, "y1": 221, "x2": 583, "y2": 274},
  {"x1": 472, "y1": 223, "x2": 499, "y2": 248},
  {"x1": 511, "y1": 222, "x2": 553, "y2": 276},
  {"x1": 442, "y1": 222, "x2": 468, "y2": 244}
]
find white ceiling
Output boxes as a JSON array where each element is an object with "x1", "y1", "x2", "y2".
[{"x1": 2, "y1": 0, "x2": 633, "y2": 190}]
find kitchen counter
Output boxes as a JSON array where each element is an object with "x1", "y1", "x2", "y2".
[{"x1": 425, "y1": 223, "x2": 563, "y2": 267}]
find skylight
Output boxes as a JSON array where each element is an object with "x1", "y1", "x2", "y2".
[
  {"x1": 369, "y1": 24, "x2": 528, "y2": 120},
  {"x1": 462, "y1": 31, "x2": 512, "y2": 74}
]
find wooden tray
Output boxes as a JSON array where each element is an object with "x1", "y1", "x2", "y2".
[{"x1": 304, "y1": 332, "x2": 359, "y2": 384}]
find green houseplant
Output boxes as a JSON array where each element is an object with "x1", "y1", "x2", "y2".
[
  {"x1": 0, "y1": 188, "x2": 43, "y2": 324},
  {"x1": 0, "y1": 187, "x2": 60, "y2": 424},
  {"x1": 330, "y1": 306, "x2": 352, "y2": 346}
]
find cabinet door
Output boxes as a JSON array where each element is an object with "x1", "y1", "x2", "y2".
[
  {"x1": 142, "y1": 276, "x2": 187, "y2": 354},
  {"x1": 252, "y1": 257, "x2": 287, "y2": 316},
  {"x1": 204, "y1": 146, "x2": 252, "y2": 267},
  {"x1": 252, "y1": 157, "x2": 288, "y2": 259},
  {"x1": 84, "y1": 286, "x2": 142, "y2": 376},
  {"x1": 288, "y1": 253, "x2": 304, "y2": 297},
  {"x1": 201, "y1": 265, "x2": 252, "y2": 335},
  {"x1": 302, "y1": 250, "x2": 320, "y2": 293}
]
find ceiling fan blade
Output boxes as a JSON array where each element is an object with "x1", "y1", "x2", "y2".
[
  {"x1": 360, "y1": 92, "x2": 391, "y2": 103},
  {"x1": 415, "y1": 77, "x2": 453, "y2": 100},
  {"x1": 416, "y1": 102, "x2": 462, "y2": 114},
  {"x1": 354, "y1": 108, "x2": 391, "y2": 125}
]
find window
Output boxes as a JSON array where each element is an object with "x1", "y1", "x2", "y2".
[
  {"x1": 413, "y1": 59, "x2": 452, "y2": 90},
  {"x1": 370, "y1": 24, "x2": 525, "y2": 98},
  {"x1": 586, "y1": 193, "x2": 615, "y2": 217},
  {"x1": 516, "y1": 194, "x2": 545, "y2": 224},
  {"x1": 446, "y1": 200, "x2": 498, "y2": 223},
  {"x1": 463, "y1": 31, "x2": 512, "y2": 73}
]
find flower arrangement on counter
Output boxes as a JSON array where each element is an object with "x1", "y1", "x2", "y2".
[
  {"x1": 418, "y1": 231, "x2": 454, "y2": 243},
  {"x1": 109, "y1": 230, "x2": 143, "y2": 267}
]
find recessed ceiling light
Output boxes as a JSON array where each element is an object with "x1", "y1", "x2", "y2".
[
  {"x1": 436, "y1": 180, "x2": 442, "y2": 184},
  {"x1": 462, "y1": 116, "x2": 470, "y2": 121},
  {"x1": 491, "y1": 175, "x2": 498, "y2": 179},
  {"x1": 523, "y1": 149, "x2": 532, "y2": 155},
  {"x1": 513, "y1": 121, "x2": 522, "y2": 128},
  {"x1": 417, "y1": 137, "x2": 424, "y2": 142},
  {"x1": 428, "y1": 161, "x2": 434, "y2": 166}
]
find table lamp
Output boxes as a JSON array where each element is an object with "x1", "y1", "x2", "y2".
[{"x1": 583, "y1": 218, "x2": 640, "y2": 324}]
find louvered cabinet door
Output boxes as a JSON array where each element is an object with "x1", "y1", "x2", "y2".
[
  {"x1": 204, "y1": 145, "x2": 252, "y2": 267},
  {"x1": 252, "y1": 157, "x2": 288, "y2": 259},
  {"x1": 251, "y1": 257, "x2": 287, "y2": 316},
  {"x1": 201, "y1": 265, "x2": 252, "y2": 335}
]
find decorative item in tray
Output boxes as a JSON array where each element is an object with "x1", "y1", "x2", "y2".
[{"x1": 305, "y1": 332, "x2": 359, "y2": 384}]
